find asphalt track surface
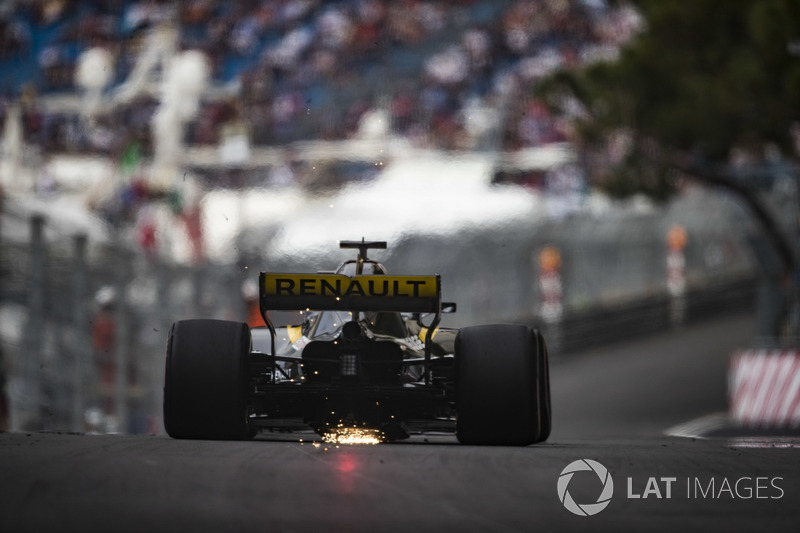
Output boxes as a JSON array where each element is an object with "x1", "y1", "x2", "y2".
[{"x1": 2, "y1": 312, "x2": 800, "y2": 532}]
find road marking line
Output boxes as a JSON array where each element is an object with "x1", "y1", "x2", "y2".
[{"x1": 664, "y1": 412, "x2": 730, "y2": 439}]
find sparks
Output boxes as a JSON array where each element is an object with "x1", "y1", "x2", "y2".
[{"x1": 321, "y1": 427, "x2": 383, "y2": 445}]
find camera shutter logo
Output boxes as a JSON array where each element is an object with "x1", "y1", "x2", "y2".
[{"x1": 557, "y1": 459, "x2": 614, "y2": 516}]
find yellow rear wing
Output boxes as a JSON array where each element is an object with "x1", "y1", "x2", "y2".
[
  {"x1": 258, "y1": 271, "x2": 443, "y2": 385},
  {"x1": 259, "y1": 273, "x2": 441, "y2": 314}
]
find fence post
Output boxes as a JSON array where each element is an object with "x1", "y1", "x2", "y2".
[
  {"x1": 151, "y1": 258, "x2": 169, "y2": 434},
  {"x1": 71, "y1": 234, "x2": 89, "y2": 432},
  {"x1": 112, "y1": 237, "x2": 130, "y2": 433},
  {"x1": 21, "y1": 214, "x2": 46, "y2": 429},
  {"x1": 192, "y1": 264, "x2": 204, "y2": 317},
  {"x1": 538, "y1": 246, "x2": 563, "y2": 354},
  {"x1": 667, "y1": 225, "x2": 688, "y2": 326}
]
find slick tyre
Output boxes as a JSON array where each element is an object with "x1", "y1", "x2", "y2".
[
  {"x1": 164, "y1": 319, "x2": 251, "y2": 440},
  {"x1": 535, "y1": 329, "x2": 552, "y2": 442},
  {"x1": 455, "y1": 324, "x2": 541, "y2": 446}
]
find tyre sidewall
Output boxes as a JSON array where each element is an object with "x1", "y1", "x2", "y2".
[
  {"x1": 164, "y1": 319, "x2": 250, "y2": 439},
  {"x1": 455, "y1": 324, "x2": 540, "y2": 445}
]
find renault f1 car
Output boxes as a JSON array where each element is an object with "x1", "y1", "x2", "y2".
[{"x1": 164, "y1": 240, "x2": 551, "y2": 445}]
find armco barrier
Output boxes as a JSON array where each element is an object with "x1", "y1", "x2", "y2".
[{"x1": 541, "y1": 277, "x2": 755, "y2": 354}]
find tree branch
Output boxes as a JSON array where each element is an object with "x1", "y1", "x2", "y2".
[{"x1": 668, "y1": 158, "x2": 796, "y2": 278}]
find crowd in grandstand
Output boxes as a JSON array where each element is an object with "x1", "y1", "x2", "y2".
[{"x1": 0, "y1": 0, "x2": 640, "y2": 158}]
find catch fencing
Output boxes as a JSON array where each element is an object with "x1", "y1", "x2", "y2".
[{"x1": 1, "y1": 206, "x2": 246, "y2": 434}]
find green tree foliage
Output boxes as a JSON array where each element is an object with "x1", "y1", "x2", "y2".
[{"x1": 542, "y1": 0, "x2": 800, "y2": 200}]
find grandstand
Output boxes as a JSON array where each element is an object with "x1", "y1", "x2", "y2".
[{"x1": 0, "y1": 0, "x2": 638, "y2": 156}]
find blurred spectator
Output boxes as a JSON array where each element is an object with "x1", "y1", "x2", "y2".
[
  {"x1": 39, "y1": 44, "x2": 72, "y2": 90},
  {"x1": 0, "y1": 17, "x2": 30, "y2": 58},
  {"x1": 35, "y1": 0, "x2": 74, "y2": 25},
  {"x1": 123, "y1": 0, "x2": 174, "y2": 33}
]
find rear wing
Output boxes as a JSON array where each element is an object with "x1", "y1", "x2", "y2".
[
  {"x1": 259, "y1": 273, "x2": 441, "y2": 314},
  {"x1": 258, "y1": 272, "x2": 443, "y2": 384}
]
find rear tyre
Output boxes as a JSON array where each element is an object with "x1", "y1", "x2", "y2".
[
  {"x1": 535, "y1": 329, "x2": 552, "y2": 442},
  {"x1": 455, "y1": 324, "x2": 541, "y2": 445},
  {"x1": 164, "y1": 319, "x2": 251, "y2": 440}
]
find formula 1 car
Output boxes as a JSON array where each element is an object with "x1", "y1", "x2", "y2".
[{"x1": 164, "y1": 240, "x2": 551, "y2": 445}]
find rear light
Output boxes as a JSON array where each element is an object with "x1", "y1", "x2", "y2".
[{"x1": 341, "y1": 354, "x2": 357, "y2": 376}]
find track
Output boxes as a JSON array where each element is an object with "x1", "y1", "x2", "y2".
[{"x1": 2, "y1": 313, "x2": 799, "y2": 532}]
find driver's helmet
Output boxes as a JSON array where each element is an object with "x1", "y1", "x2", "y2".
[{"x1": 335, "y1": 260, "x2": 387, "y2": 277}]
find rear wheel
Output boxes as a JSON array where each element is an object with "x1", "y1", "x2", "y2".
[
  {"x1": 455, "y1": 324, "x2": 542, "y2": 445},
  {"x1": 164, "y1": 319, "x2": 251, "y2": 440}
]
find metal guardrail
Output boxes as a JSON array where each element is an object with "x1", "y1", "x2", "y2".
[{"x1": 543, "y1": 277, "x2": 756, "y2": 354}]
